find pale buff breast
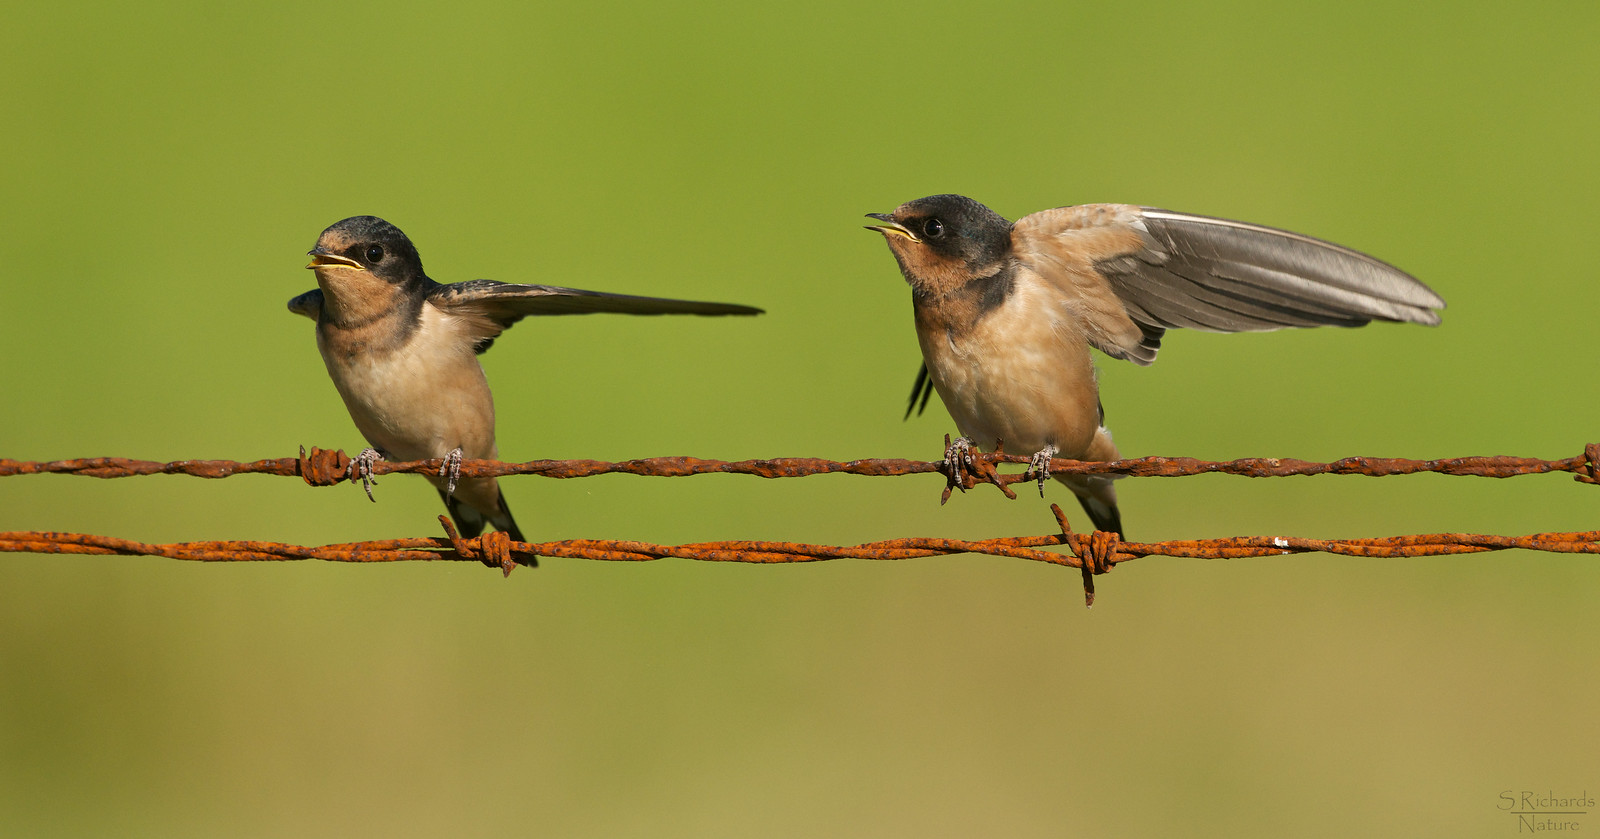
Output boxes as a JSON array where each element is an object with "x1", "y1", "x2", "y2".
[
  {"x1": 920, "y1": 278, "x2": 1104, "y2": 458},
  {"x1": 318, "y1": 304, "x2": 499, "y2": 462}
]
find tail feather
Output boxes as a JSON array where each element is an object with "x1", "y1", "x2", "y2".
[
  {"x1": 1057, "y1": 427, "x2": 1124, "y2": 537},
  {"x1": 1051, "y1": 473, "x2": 1124, "y2": 537},
  {"x1": 492, "y1": 492, "x2": 526, "y2": 545},
  {"x1": 1075, "y1": 491, "x2": 1124, "y2": 538},
  {"x1": 439, "y1": 488, "x2": 531, "y2": 564}
]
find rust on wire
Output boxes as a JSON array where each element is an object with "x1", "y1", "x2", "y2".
[
  {"x1": 298, "y1": 445, "x2": 350, "y2": 486},
  {"x1": 5, "y1": 507, "x2": 1598, "y2": 607},
  {"x1": 2, "y1": 443, "x2": 1598, "y2": 498}
]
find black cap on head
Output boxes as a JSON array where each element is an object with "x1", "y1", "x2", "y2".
[
  {"x1": 312, "y1": 215, "x2": 425, "y2": 284},
  {"x1": 894, "y1": 194, "x2": 1013, "y2": 271}
]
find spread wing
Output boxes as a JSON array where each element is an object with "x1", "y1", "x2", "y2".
[
  {"x1": 1011, "y1": 204, "x2": 1445, "y2": 365},
  {"x1": 426, "y1": 280, "x2": 763, "y2": 354}
]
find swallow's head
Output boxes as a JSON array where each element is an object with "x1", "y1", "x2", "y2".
[
  {"x1": 306, "y1": 215, "x2": 424, "y2": 288},
  {"x1": 865, "y1": 194, "x2": 1012, "y2": 294}
]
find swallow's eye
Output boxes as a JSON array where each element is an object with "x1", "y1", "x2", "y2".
[
  {"x1": 365, "y1": 245, "x2": 385, "y2": 264},
  {"x1": 922, "y1": 218, "x2": 944, "y2": 239}
]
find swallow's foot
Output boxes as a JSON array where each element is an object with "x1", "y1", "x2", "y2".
[
  {"x1": 349, "y1": 447, "x2": 385, "y2": 502},
  {"x1": 442, "y1": 447, "x2": 464, "y2": 497},
  {"x1": 1027, "y1": 445, "x2": 1059, "y2": 497},
  {"x1": 943, "y1": 435, "x2": 978, "y2": 491}
]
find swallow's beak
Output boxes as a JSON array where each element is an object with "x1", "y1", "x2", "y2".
[
  {"x1": 863, "y1": 213, "x2": 920, "y2": 243},
  {"x1": 305, "y1": 247, "x2": 364, "y2": 271}
]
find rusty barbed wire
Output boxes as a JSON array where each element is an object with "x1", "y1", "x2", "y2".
[
  {"x1": 2, "y1": 442, "x2": 1597, "y2": 501},
  {"x1": 5, "y1": 507, "x2": 1597, "y2": 606}
]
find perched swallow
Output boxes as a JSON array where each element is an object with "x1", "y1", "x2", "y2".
[
  {"x1": 289, "y1": 215, "x2": 763, "y2": 547},
  {"x1": 866, "y1": 194, "x2": 1445, "y2": 536}
]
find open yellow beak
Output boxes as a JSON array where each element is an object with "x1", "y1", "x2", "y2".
[
  {"x1": 305, "y1": 249, "x2": 364, "y2": 271},
  {"x1": 863, "y1": 213, "x2": 920, "y2": 243}
]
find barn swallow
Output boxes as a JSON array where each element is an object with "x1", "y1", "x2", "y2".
[
  {"x1": 289, "y1": 215, "x2": 762, "y2": 547},
  {"x1": 866, "y1": 194, "x2": 1444, "y2": 536}
]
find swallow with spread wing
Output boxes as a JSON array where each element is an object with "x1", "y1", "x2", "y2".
[
  {"x1": 290, "y1": 215, "x2": 762, "y2": 549},
  {"x1": 866, "y1": 194, "x2": 1444, "y2": 536}
]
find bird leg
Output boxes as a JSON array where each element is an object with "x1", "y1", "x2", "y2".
[
  {"x1": 1026, "y1": 444, "x2": 1058, "y2": 497},
  {"x1": 348, "y1": 447, "x2": 387, "y2": 502},
  {"x1": 442, "y1": 447, "x2": 464, "y2": 497},
  {"x1": 943, "y1": 435, "x2": 978, "y2": 491}
]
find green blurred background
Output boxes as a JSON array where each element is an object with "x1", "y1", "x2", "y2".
[{"x1": 3, "y1": 2, "x2": 1596, "y2": 836}]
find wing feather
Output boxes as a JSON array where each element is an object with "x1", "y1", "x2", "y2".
[
  {"x1": 425, "y1": 280, "x2": 762, "y2": 354},
  {"x1": 1012, "y1": 204, "x2": 1444, "y2": 365},
  {"x1": 287, "y1": 289, "x2": 323, "y2": 320}
]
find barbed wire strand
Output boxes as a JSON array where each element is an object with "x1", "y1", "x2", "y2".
[
  {"x1": 6, "y1": 507, "x2": 1597, "y2": 606},
  {"x1": 2, "y1": 441, "x2": 1597, "y2": 503}
]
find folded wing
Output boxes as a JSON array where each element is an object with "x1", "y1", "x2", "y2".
[{"x1": 287, "y1": 289, "x2": 323, "y2": 320}]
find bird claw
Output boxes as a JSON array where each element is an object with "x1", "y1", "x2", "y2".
[
  {"x1": 939, "y1": 436, "x2": 1020, "y2": 503},
  {"x1": 349, "y1": 447, "x2": 385, "y2": 502},
  {"x1": 943, "y1": 435, "x2": 977, "y2": 492},
  {"x1": 442, "y1": 447, "x2": 463, "y2": 497},
  {"x1": 1027, "y1": 445, "x2": 1058, "y2": 497}
]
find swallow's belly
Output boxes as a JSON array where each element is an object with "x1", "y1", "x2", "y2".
[
  {"x1": 920, "y1": 290, "x2": 1102, "y2": 458},
  {"x1": 317, "y1": 313, "x2": 498, "y2": 463}
]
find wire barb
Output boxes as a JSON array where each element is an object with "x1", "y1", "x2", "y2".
[
  {"x1": 1579, "y1": 443, "x2": 1600, "y2": 485},
  {"x1": 438, "y1": 515, "x2": 516, "y2": 577},
  {"x1": 297, "y1": 445, "x2": 350, "y2": 486}
]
